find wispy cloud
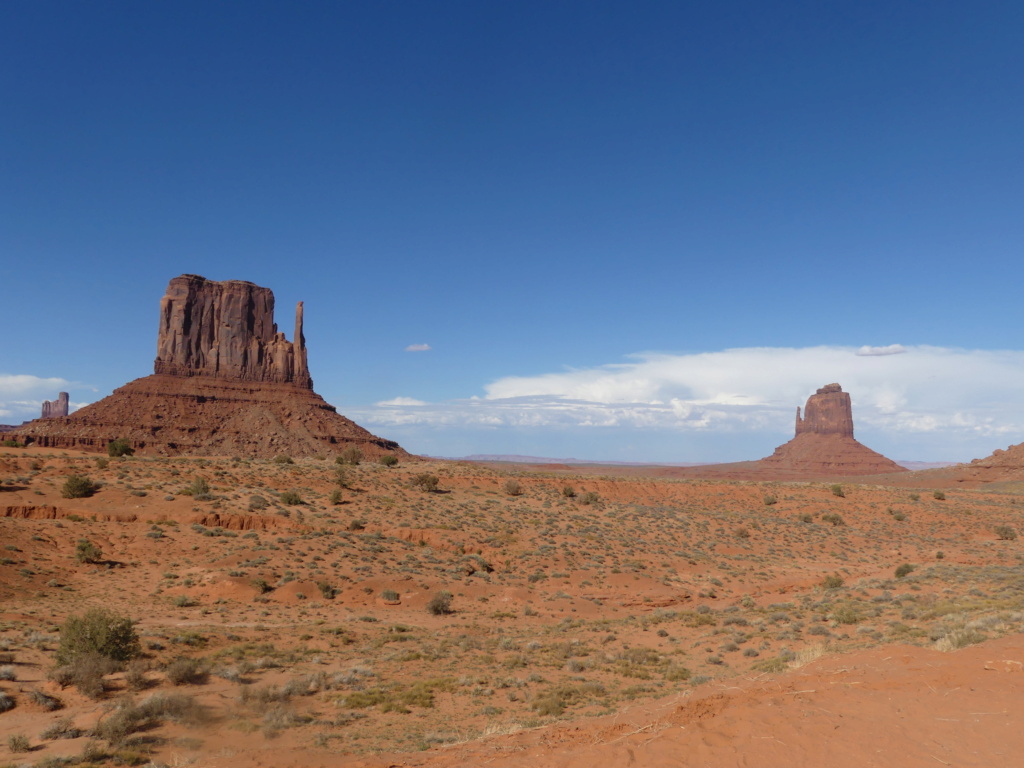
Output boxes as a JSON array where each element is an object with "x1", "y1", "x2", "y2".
[
  {"x1": 856, "y1": 344, "x2": 907, "y2": 357},
  {"x1": 349, "y1": 345, "x2": 1024, "y2": 458},
  {"x1": 404, "y1": 343, "x2": 432, "y2": 352},
  {"x1": 376, "y1": 396, "x2": 427, "y2": 406}
]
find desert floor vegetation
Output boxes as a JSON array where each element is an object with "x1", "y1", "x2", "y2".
[{"x1": 1, "y1": 445, "x2": 1023, "y2": 764}]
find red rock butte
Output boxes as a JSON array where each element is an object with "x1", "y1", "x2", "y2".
[
  {"x1": 7, "y1": 275, "x2": 407, "y2": 459},
  {"x1": 758, "y1": 383, "x2": 905, "y2": 477}
]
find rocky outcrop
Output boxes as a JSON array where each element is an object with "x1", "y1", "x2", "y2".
[
  {"x1": 41, "y1": 392, "x2": 69, "y2": 419},
  {"x1": 758, "y1": 384, "x2": 905, "y2": 478},
  {"x1": 6, "y1": 275, "x2": 406, "y2": 460},
  {"x1": 795, "y1": 383, "x2": 854, "y2": 437},
  {"x1": 154, "y1": 274, "x2": 311, "y2": 388}
]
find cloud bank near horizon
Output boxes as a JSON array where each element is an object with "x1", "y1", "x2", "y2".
[{"x1": 350, "y1": 345, "x2": 1024, "y2": 460}]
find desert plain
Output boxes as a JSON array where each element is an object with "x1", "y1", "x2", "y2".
[{"x1": 2, "y1": 445, "x2": 1024, "y2": 767}]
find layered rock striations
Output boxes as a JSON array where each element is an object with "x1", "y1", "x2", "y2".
[
  {"x1": 758, "y1": 384, "x2": 905, "y2": 477},
  {"x1": 41, "y1": 392, "x2": 69, "y2": 419},
  {"x1": 154, "y1": 274, "x2": 311, "y2": 388},
  {"x1": 8, "y1": 275, "x2": 405, "y2": 459}
]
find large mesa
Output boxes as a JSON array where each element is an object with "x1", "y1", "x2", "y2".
[{"x1": 6, "y1": 275, "x2": 406, "y2": 459}]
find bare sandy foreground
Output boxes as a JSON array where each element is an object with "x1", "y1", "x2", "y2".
[{"x1": 199, "y1": 636, "x2": 1023, "y2": 768}]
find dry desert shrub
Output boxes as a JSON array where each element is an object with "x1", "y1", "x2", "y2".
[
  {"x1": 95, "y1": 692, "x2": 207, "y2": 745},
  {"x1": 61, "y1": 474, "x2": 99, "y2": 498}
]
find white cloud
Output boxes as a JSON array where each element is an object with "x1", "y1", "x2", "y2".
[
  {"x1": 376, "y1": 397, "x2": 427, "y2": 407},
  {"x1": 856, "y1": 344, "x2": 907, "y2": 357},
  {"x1": 405, "y1": 343, "x2": 432, "y2": 352},
  {"x1": 348, "y1": 345, "x2": 1024, "y2": 460}
]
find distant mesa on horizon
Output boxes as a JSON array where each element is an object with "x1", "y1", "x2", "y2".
[{"x1": 5, "y1": 274, "x2": 406, "y2": 459}]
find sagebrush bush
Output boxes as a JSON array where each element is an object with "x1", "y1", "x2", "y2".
[
  {"x1": 822, "y1": 573, "x2": 844, "y2": 589},
  {"x1": 55, "y1": 608, "x2": 140, "y2": 667},
  {"x1": 995, "y1": 525, "x2": 1017, "y2": 541},
  {"x1": 279, "y1": 490, "x2": 302, "y2": 505},
  {"x1": 894, "y1": 563, "x2": 915, "y2": 578},
  {"x1": 379, "y1": 454, "x2": 399, "y2": 467},
  {"x1": 426, "y1": 591, "x2": 453, "y2": 615},
  {"x1": 61, "y1": 475, "x2": 99, "y2": 499},
  {"x1": 830, "y1": 484, "x2": 845, "y2": 498},
  {"x1": 75, "y1": 538, "x2": 102, "y2": 564},
  {"x1": 338, "y1": 446, "x2": 363, "y2": 465},
  {"x1": 106, "y1": 438, "x2": 133, "y2": 458},
  {"x1": 165, "y1": 656, "x2": 208, "y2": 686},
  {"x1": 504, "y1": 479, "x2": 523, "y2": 496},
  {"x1": 411, "y1": 473, "x2": 439, "y2": 492}
]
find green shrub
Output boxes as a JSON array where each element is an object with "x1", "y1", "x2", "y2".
[
  {"x1": 335, "y1": 467, "x2": 351, "y2": 488},
  {"x1": 821, "y1": 573, "x2": 844, "y2": 589},
  {"x1": 337, "y1": 446, "x2": 363, "y2": 465},
  {"x1": 995, "y1": 525, "x2": 1017, "y2": 541},
  {"x1": 273, "y1": 455, "x2": 294, "y2": 465},
  {"x1": 381, "y1": 589, "x2": 400, "y2": 602},
  {"x1": 279, "y1": 490, "x2": 302, "y2": 506},
  {"x1": 329, "y1": 489, "x2": 343, "y2": 505},
  {"x1": 561, "y1": 485, "x2": 576, "y2": 498},
  {"x1": 2, "y1": 439, "x2": 22, "y2": 448},
  {"x1": 95, "y1": 457, "x2": 109, "y2": 469},
  {"x1": 830, "y1": 484, "x2": 845, "y2": 498},
  {"x1": 317, "y1": 581, "x2": 338, "y2": 600},
  {"x1": 411, "y1": 473, "x2": 439, "y2": 492},
  {"x1": 821, "y1": 513, "x2": 845, "y2": 526},
  {"x1": 831, "y1": 604, "x2": 861, "y2": 625},
  {"x1": 894, "y1": 563, "x2": 915, "y2": 578},
  {"x1": 55, "y1": 608, "x2": 140, "y2": 667},
  {"x1": 426, "y1": 591, "x2": 453, "y2": 615},
  {"x1": 798, "y1": 513, "x2": 813, "y2": 523},
  {"x1": 106, "y1": 438, "x2": 133, "y2": 458},
  {"x1": 379, "y1": 454, "x2": 399, "y2": 467},
  {"x1": 187, "y1": 476, "x2": 211, "y2": 499},
  {"x1": 75, "y1": 539, "x2": 103, "y2": 564},
  {"x1": 248, "y1": 495, "x2": 269, "y2": 511},
  {"x1": 933, "y1": 490, "x2": 946, "y2": 501},
  {"x1": 909, "y1": 492, "x2": 920, "y2": 501},
  {"x1": 62, "y1": 475, "x2": 99, "y2": 499},
  {"x1": 165, "y1": 657, "x2": 208, "y2": 686}
]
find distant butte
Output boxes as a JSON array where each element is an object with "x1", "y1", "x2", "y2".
[
  {"x1": 757, "y1": 383, "x2": 905, "y2": 477},
  {"x1": 7, "y1": 275, "x2": 407, "y2": 459}
]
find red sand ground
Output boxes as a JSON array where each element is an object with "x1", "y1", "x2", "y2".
[{"x1": 1, "y1": 446, "x2": 1023, "y2": 767}]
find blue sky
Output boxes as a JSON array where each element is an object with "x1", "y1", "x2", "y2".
[{"x1": 4, "y1": 1, "x2": 1024, "y2": 462}]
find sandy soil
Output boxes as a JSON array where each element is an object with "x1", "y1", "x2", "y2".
[{"x1": 1, "y1": 446, "x2": 1022, "y2": 766}]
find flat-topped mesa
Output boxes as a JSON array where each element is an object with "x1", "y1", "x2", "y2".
[
  {"x1": 41, "y1": 392, "x2": 69, "y2": 419},
  {"x1": 794, "y1": 382, "x2": 854, "y2": 438},
  {"x1": 154, "y1": 274, "x2": 312, "y2": 389}
]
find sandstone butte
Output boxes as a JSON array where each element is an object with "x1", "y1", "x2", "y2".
[
  {"x1": 6, "y1": 274, "x2": 406, "y2": 459},
  {"x1": 757, "y1": 383, "x2": 906, "y2": 476},
  {"x1": 40, "y1": 391, "x2": 69, "y2": 419}
]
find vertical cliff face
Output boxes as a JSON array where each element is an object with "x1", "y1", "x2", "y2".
[
  {"x1": 154, "y1": 274, "x2": 313, "y2": 389},
  {"x1": 794, "y1": 383, "x2": 854, "y2": 438},
  {"x1": 41, "y1": 392, "x2": 69, "y2": 419}
]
